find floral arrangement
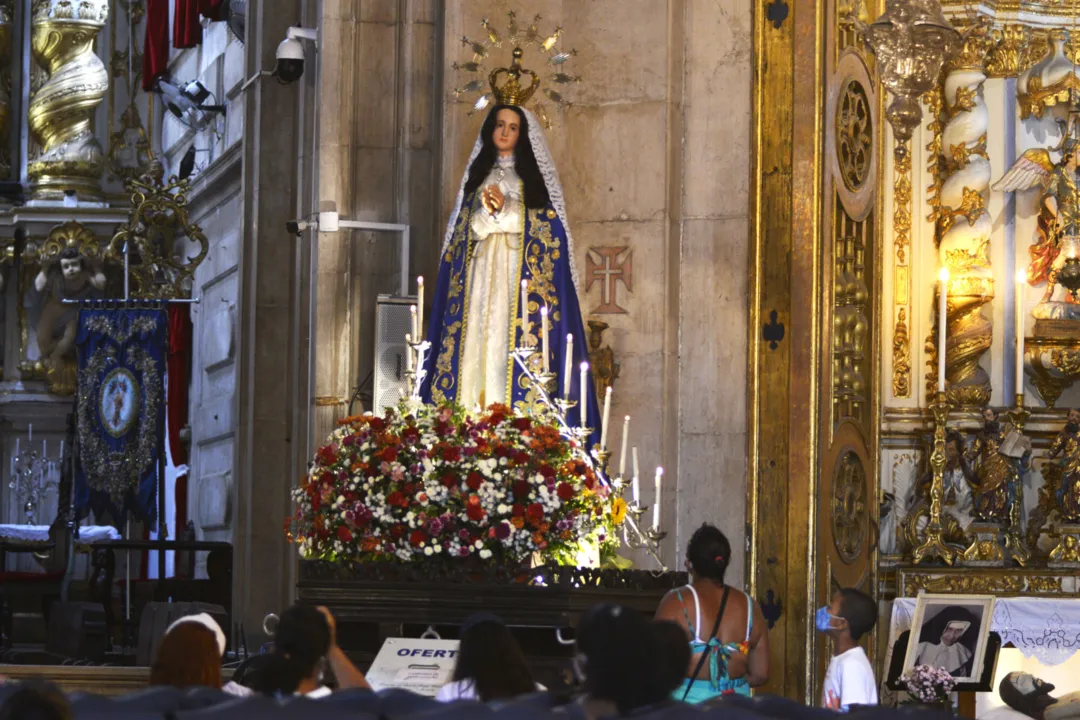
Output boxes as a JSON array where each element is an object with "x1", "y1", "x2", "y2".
[
  {"x1": 287, "y1": 401, "x2": 625, "y2": 567},
  {"x1": 901, "y1": 664, "x2": 956, "y2": 706}
]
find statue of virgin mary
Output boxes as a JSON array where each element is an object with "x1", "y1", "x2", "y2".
[{"x1": 423, "y1": 61, "x2": 599, "y2": 441}]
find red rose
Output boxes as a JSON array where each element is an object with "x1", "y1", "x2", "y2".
[
  {"x1": 311, "y1": 492, "x2": 321, "y2": 512},
  {"x1": 557, "y1": 482, "x2": 574, "y2": 501},
  {"x1": 466, "y1": 504, "x2": 486, "y2": 522},
  {"x1": 409, "y1": 530, "x2": 428, "y2": 547},
  {"x1": 387, "y1": 491, "x2": 404, "y2": 507},
  {"x1": 337, "y1": 526, "x2": 353, "y2": 543},
  {"x1": 526, "y1": 503, "x2": 544, "y2": 523},
  {"x1": 390, "y1": 524, "x2": 406, "y2": 539},
  {"x1": 489, "y1": 412, "x2": 506, "y2": 426},
  {"x1": 369, "y1": 417, "x2": 385, "y2": 431},
  {"x1": 512, "y1": 504, "x2": 525, "y2": 518},
  {"x1": 440, "y1": 472, "x2": 457, "y2": 488},
  {"x1": 539, "y1": 464, "x2": 556, "y2": 479},
  {"x1": 381, "y1": 446, "x2": 398, "y2": 463},
  {"x1": 512, "y1": 417, "x2": 532, "y2": 431},
  {"x1": 402, "y1": 426, "x2": 420, "y2": 443},
  {"x1": 584, "y1": 474, "x2": 596, "y2": 491},
  {"x1": 466, "y1": 472, "x2": 484, "y2": 491},
  {"x1": 513, "y1": 451, "x2": 530, "y2": 465},
  {"x1": 443, "y1": 446, "x2": 462, "y2": 462},
  {"x1": 316, "y1": 445, "x2": 338, "y2": 466},
  {"x1": 513, "y1": 481, "x2": 530, "y2": 499}
]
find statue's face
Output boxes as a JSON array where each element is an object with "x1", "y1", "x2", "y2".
[
  {"x1": 60, "y1": 256, "x2": 83, "y2": 281},
  {"x1": 983, "y1": 408, "x2": 997, "y2": 424},
  {"x1": 945, "y1": 440, "x2": 960, "y2": 463},
  {"x1": 1008, "y1": 672, "x2": 1054, "y2": 696},
  {"x1": 941, "y1": 625, "x2": 965, "y2": 646},
  {"x1": 493, "y1": 108, "x2": 521, "y2": 156},
  {"x1": 1069, "y1": 409, "x2": 1080, "y2": 425}
]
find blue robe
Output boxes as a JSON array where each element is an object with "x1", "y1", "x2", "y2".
[{"x1": 422, "y1": 191, "x2": 601, "y2": 448}]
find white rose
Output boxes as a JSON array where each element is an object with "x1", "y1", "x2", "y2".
[
  {"x1": 424, "y1": 546, "x2": 433, "y2": 556},
  {"x1": 474, "y1": 539, "x2": 483, "y2": 549},
  {"x1": 479, "y1": 549, "x2": 492, "y2": 560}
]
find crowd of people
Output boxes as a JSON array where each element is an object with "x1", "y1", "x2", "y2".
[{"x1": 0, "y1": 524, "x2": 885, "y2": 718}]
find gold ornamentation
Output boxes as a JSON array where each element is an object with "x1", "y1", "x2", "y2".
[
  {"x1": 894, "y1": 139, "x2": 912, "y2": 264},
  {"x1": 893, "y1": 308, "x2": 911, "y2": 397},
  {"x1": 836, "y1": 80, "x2": 873, "y2": 191},
  {"x1": 831, "y1": 451, "x2": 868, "y2": 563},
  {"x1": 914, "y1": 394, "x2": 957, "y2": 565},
  {"x1": 0, "y1": 1, "x2": 12, "y2": 179},
  {"x1": 960, "y1": 522, "x2": 1005, "y2": 565},
  {"x1": 107, "y1": 162, "x2": 209, "y2": 299},
  {"x1": 586, "y1": 320, "x2": 619, "y2": 399},
  {"x1": 833, "y1": 231, "x2": 870, "y2": 427},
  {"x1": 901, "y1": 570, "x2": 1065, "y2": 597},
  {"x1": 1049, "y1": 528, "x2": 1080, "y2": 567},
  {"x1": 946, "y1": 31, "x2": 994, "y2": 73},
  {"x1": 986, "y1": 24, "x2": 1029, "y2": 78},
  {"x1": 27, "y1": 0, "x2": 111, "y2": 200},
  {"x1": 490, "y1": 47, "x2": 539, "y2": 106},
  {"x1": 107, "y1": 0, "x2": 153, "y2": 183},
  {"x1": 1026, "y1": 338, "x2": 1080, "y2": 408}
]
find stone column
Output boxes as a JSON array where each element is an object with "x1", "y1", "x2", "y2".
[
  {"x1": 27, "y1": 0, "x2": 109, "y2": 201},
  {"x1": 233, "y1": 0, "x2": 315, "y2": 637}
]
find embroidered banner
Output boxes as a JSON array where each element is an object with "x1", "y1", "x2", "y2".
[{"x1": 74, "y1": 308, "x2": 167, "y2": 527}]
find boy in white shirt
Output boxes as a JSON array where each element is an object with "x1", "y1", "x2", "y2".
[{"x1": 818, "y1": 588, "x2": 879, "y2": 712}]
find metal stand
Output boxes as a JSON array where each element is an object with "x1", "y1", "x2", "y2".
[{"x1": 914, "y1": 392, "x2": 956, "y2": 565}]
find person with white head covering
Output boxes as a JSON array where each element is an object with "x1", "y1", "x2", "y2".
[
  {"x1": 913, "y1": 619, "x2": 974, "y2": 677},
  {"x1": 422, "y1": 49, "x2": 601, "y2": 442},
  {"x1": 151, "y1": 612, "x2": 250, "y2": 695}
]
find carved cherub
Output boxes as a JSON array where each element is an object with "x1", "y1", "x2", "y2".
[{"x1": 34, "y1": 246, "x2": 106, "y2": 376}]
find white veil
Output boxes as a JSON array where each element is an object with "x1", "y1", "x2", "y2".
[{"x1": 439, "y1": 107, "x2": 581, "y2": 292}]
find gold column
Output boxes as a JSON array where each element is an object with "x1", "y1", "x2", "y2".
[
  {"x1": 0, "y1": 2, "x2": 11, "y2": 179},
  {"x1": 27, "y1": 0, "x2": 110, "y2": 201}
]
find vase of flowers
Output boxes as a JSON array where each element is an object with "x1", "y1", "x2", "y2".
[
  {"x1": 901, "y1": 664, "x2": 956, "y2": 714},
  {"x1": 287, "y1": 401, "x2": 624, "y2": 569}
]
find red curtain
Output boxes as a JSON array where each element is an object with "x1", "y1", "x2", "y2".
[
  {"x1": 167, "y1": 306, "x2": 192, "y2": 467},
  {"x1": 174, "y1": 0, "x2": 202, "y2": 49},
  {"x1": 142, "y1": 0, "x2": 170, "y2": 91}
]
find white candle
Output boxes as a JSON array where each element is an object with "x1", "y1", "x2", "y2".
[
  {"x1": 405, "y1": 333, "x2": 414, "y2": 372},
  {"x1": 580, "y1": 362, "x2": 589, "y2": 428},
  {"x1": 416, "y1": 276, "x2": 425, "y2": 338},
  {"x1": 59, "y1": 440, "x2": 64, "y2": 459},
  {"x1": 618, "y1": 416, "x2": 630, "y2": 476},
  {"x1": 28, "y1": 424, "x2": 32, "y2": 444},
  {"x1": 563, "y1": 334, "x2": 574, "y2": 398},
  {"x1": 14, "y1": 437, "x2": 19, "y2": 460},
  {"x1": 938, "y1": 267, "x2": 949, "y2": 393},
  {"x1": 521, "y1": 280, "x2": 530, "y2": 347},
  {"x1": 410, "y1": 305, "x2": 418, "y2": 344},
  {"x1": 42, "y1": 439, "x2": 46, "y2": 457},
  {"x1": 541, "y1": 307, "x2": 550, "y2": 372},
  {"x1": 653, "y1": 467, "x2": 664, "y2": 529},
  {"x1": 1016, "y1": 269, "x2": 1025, "y2": 395},
  {"x1": 600, "y1": 387, "x2": 613, "y2": 449},
  {"x1": 632, "y1": 447, "x2": 640, "y2": 502}
]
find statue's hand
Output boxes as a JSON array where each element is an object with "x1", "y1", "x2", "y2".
[
  {"x1": 33, "y1": 270, "x2": 48, "y2": 293},
  {"x1": 482, "y1": 185, "x2": 505, "y2": 214}
]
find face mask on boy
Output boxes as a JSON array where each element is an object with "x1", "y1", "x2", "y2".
[{"x1": 816, "y1": 606, "x2": 843, "y2": 633}]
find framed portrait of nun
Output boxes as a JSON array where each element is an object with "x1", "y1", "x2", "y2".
[{"x1": 902, "y1": 594, "x2": 996, "y2": 684}]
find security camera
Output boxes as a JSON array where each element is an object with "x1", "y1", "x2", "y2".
[{"x1": 275, "y1": 27, "x2": 317, "y2": 84}]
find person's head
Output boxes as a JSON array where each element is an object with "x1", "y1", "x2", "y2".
[
  {"x1": 685, "y1": 523, "x2": 732, "y2": 584},
  {"x1": 252, "y1": 604, "x2": 332, "y2": 696},
  {"x1": 652, "y1": 620, "x2": 691, "y2": 697},
  {"x1": 822, "y1": 588, "x2": 877, "y2": 643},
  {"x1": 463, "y1": 104, "x2": 551, "y2": 209},
  {"x1": 575, "y1": 604, "x2": 668, "y2": 714},
  {"x1": 58, "y1": 247, "x2": 84, "y2": 282},
  {"x1": 149, "y1": 619, "x2": 223, "y2": 689},
  {"x1": 944, "y1": 431, "x2": 964, "y2": 465},
  {"x1": 941, "y1": 620, "x2": 970, "y2": 646},
  {"x1": 451, "y1": 613, "x2": 534, "y2": 702},
  {"x1": 1000, "y1": 672, "x2": 1057, "y2": 720},
  {"x1": 0, "y1": 680, "x2": 71, "y2": 720},
  {"x1": 1067, "y1": 409, "x2": 1080, "y2": 431}
]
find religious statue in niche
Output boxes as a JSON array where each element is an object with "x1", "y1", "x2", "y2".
[
  {"x1": 34, "y1": 246, "x2": 105, "y2": 394},
  {"x1": 994, "y1": 118, "x2": 1080, "y2": 320},
  {"x1": 965, "y1": 408, "x2": 1031, "y2": 524},
  {"x1": 423, "y1": 45, "x2": 600, "y2": 439},
  {"x1": 1047, "y1": 408, "x2": 1080, "y2": 524},
  {"x1": 901, "y1": 431, "x2": 975, "y2": 551}
]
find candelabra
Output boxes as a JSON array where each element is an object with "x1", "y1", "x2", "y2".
[
  {"x1": 8, "y1": 435, "x2": 61, "y2": 525},
  {"x1": 913, "y1": 392, "x2": 956, "y2": 564},
  {"x1": 403, "y1": 339, "x2": 431, "y2": 400},
  {"x1": 1004, "y1": 393, "x2": 1033, "y2": 566}
]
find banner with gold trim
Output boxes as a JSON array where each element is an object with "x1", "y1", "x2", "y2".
[{"x1": 74, "y1": 308, "x2": 167, "y2": 527}]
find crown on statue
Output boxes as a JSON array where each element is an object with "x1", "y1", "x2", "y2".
[{"x1": 489, "y1": 48, "x2": 540, "y2": 106}]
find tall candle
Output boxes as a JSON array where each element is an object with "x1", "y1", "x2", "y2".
[
  {"x1": 600, "y1": 387, "x2": 613, "y2": 449},
  {"x1": 631, "y1": 447, "x2": 640, "y2": 504},
  {"x1": 521, "y1": 280, "x2": 530, "y2": 347},
  {"x1": 59, "y1": 440, "x2": 64, "y2": 459},
  {"x1": 653, "y1": 467, "x2": 664, "y2": 529},
  {"x1": 405, "y1": 333, "x2": 414, "y2": 372},
  {"x1": 1016, "y1": 269, "x2": 1025, "y2": 395},
  {"x1": 416, "y1": 276, "x2": 425, "y2": 338},
  {"x1": 410, "y1": 305, "x2": 418, "y2": 344},
  {"x1": 618, "y1": 416, "x2": 630, "y2": 476},
  {"x1": 580, "y1": 362, "x2": 589, "y2": 428},
  {"x1": 14, "y1": 437, "x2": 19, "y2": 460},
  {"x1": 938, "y1": 268, "x2": 949, "y2": 393},
  {"x1": 541, "y1": 307, "x2": 550, "y2": 372},
  {"x1": 42, "y1": 439, "x2": 46, "y2": 457},
  {"x1": 563, "y1": 334, "x2": 574, "y2": 398},
  {"x1": 28, "y1": 424, "x2": 32, "y2": 444}
]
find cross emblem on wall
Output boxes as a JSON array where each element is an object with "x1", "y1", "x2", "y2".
[{"x1": 585, "y1": 246, "x2": 632, "y2": 314}]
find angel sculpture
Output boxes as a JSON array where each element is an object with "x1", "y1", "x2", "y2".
[{"x1": 993, "y1": 122, "x2": 1080, "y2": 313}]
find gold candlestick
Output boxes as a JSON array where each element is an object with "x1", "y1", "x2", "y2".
[
  {"x1": 913, "y1": 392, "x2": 956, "y2": 565},
  {"x1": 1006, "y1": 392, "x2": 1032, "y2": 567},
  {"x1": 594, "y1": 448, "x2": 611, "y2": 476}
]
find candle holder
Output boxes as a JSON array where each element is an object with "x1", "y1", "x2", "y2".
[
  {"x1": 554, "y1": 398, "x2": 577, "y2": 422},
  {"x1": 1006, "y1": 392, "x2": 1033, "y2": 567},
  {"x1": 644, "y1": 526, "x2": 668, "y2": 551},
  {"x1": 593, "y1": 448, "x2": 611, "y2": 476},
  {"x1": 627, "y1": 502, "x2": 648, "y2": 523},
  {"x1": 913, "y1": 391, "x2": 956, "y2": 565},
  {"x1": 513, "y1": 345, "x2": 538, "y2": 364},
  {"x1": 8, "y1": 443, "x2": 60, "y2": 525},
  {"x1": 534, "y1": 371, "x2": 558, "y2": 397}
]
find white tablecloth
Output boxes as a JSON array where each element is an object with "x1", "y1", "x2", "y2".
[
  {"x1": 0, "y1": 524, "x2": 121, "y2": 544},
  {"x1": 891, "y1": 597, "x2": 1080, "y2": 666}
]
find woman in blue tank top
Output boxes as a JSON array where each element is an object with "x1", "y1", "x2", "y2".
[{"x1": 654, "y1": 524, "x2": 771, "y2": 703}]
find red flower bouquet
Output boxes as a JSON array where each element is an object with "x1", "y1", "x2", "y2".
[{"x1": 288, "y1": 402, "x2": 621, "y2": 566}]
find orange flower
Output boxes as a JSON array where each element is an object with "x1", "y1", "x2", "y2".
[
  {"x1": 511, "y1": 517, "x2": 525, "y2": 529},
  {"x1": 533, "y1": 532, "x2": 545, "y2": 545}
]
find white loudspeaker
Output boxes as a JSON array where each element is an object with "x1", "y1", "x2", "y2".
[{"x1": 373, "y1": 295, "x2": 417, "y2": 414}]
